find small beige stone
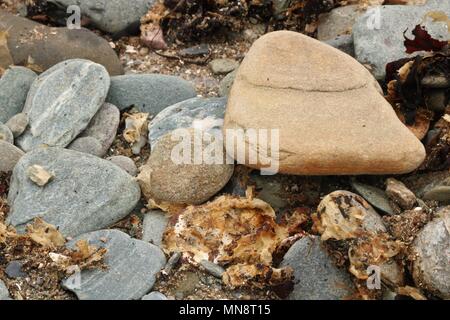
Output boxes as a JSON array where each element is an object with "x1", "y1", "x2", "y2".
[
  {"x1": 26, "y1": 164, "x2": 54, "y2": 187},
  {"x1": 223, "y1": 31, "x2": 426, "y2": 175}
]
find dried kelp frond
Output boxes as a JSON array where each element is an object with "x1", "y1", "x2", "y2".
[
  {"x1": 420, "y1": 112, "x2": 450, "y2": 171},
  {"x1": 0, "y1": 217, "x2": 107, "y2": 299},
  {"x1": 348, "y1": 233, "x2": 404, "y2": 280},
  {"x1": 141, "y1": 0, "x2": 337, "y2": 43},
  {"x1": 385, "y1": 27, "x2": 449, "y2": 125},
  {"x1": 313, "y1": 191, "x2": 406, "y2": 288},
  {"x1": 26, "y1": 217, "x2": 65, "y2": 249},
  {"x1": 162, "y1": 194, "x2": 304, "y2": 288},
  {"x1": 123, "y1": 112, "x2": 149, "y2": 154},
  {"x1": 163, "y1": 194, "x2": 288, "y2": 265},
  {"x1": 313, "y1": 191, "x2": 371, "y2": 241}
]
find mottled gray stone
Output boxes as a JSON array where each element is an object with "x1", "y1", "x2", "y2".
[
  {"x1": 142, "y1": 291, "x2": 168, "y2": 300},
  {"x1": 106, "y1": 74, "x2": 197, "y2": 115},
  {"x1": 5, "y1": 113, "x2": 29, "y2": 138},
  {"x1": 79, "y1": 103, "x2": 120, "y2": 156},
  {"x1": 0, "y1": 280, "x2": 9, "y2": 300},
  {"x1": 353, "y1": 0, "x2": 450, "y2": 79},
  {"x1": 0, "y1": 123, "x2": 14, "y2": 144},
  {"x1": 68, "y1": 137, "x2": 103, "y2": 157},
  {"x1": 142, "y1": 210, "x2": 169, "y2": 247},
  {"x1": 280, "y1": 236, "x2": 356, "y2": 300},
  {"x1": 5, "y1": 261, "x2": 27, "y2": 279},
  {"x1": 209, "y1": 59, "x2": 239, "y2": 75},
  {"x1": 351, "y1": 180, "x2": 394, "y2": 215},
  {"x1": 419, "y1": 174, "x2": 450, "y2": 204},
  {"x1": 218, "y1": 70, "x2": 237, "y2": 97},
  {"x1": 16, "y1": 59, "x2": 110, "y2": 152},
  {"x1": 106, "y1": 156, "x2": 138, "y2": 176},
  {"x1": 0, "y1": 140, "x2": 24, "y2": 173},
  {"x1": 323, "y1": 35, "x2": 355, "y2": 57},
  {"x1": 318, "y1": 5, "x2": 361, "y2": 41},
  {"x1": 7, "y1": 147, "x2": 141, "y2": 237},
  {"x1": 0, "y1": 11, "x2": 123, "y2": 76},
  {"x1": 411, "y1": 209, "x2": 450, "y2": 299},
  {"x1": 148, "y1": 97, "x2": 226, "y2": 147},
  {"x1": 47, "y1": 0, "x2": 156, "y2": 34},
  {"x1": 62, "y1": 229, "x2": 166, "y2": 300},
  {"x1": 138, "y1": 129, "x2": 234, "y2": 205},
  {"x1": 200, "y1": 260, "x2": 225, "y2": 278},
  {"x1": 0, "y1": 66, "x2": 37, "y2": 123}
]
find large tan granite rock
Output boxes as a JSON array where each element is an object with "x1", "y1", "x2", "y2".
[{"x1": 223, "y1": 31, "x2": 426, "y2": 175}]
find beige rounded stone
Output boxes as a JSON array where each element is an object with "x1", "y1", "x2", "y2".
[
  {"x1": 223, "y1": 31, "x2": 426, "y2": 175},
  {"x1": 137, "y1": 129, "x2": 234, "y2": 205}
]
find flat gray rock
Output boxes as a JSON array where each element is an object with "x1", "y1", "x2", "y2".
[
  {"x1": 353, "y1": 0, "x2": 450, "y2": 79},
  {"x1": 280, "y1": 236, "x2": 356, "y2": 300},
  {"x1": 62, "y1": 229, "x2": 166, "y2": 300},
  {"x1": 149, "y1": 97, "x2": 226, "y2": 147},
  {"x1": 0, "y1": 280, "x2": 10, "y2": 300},
  {"x1": 79, "y1": 103, "x2": 120, "y2": 156},
  {"x1": 142, "y1": 210, "x2": 169, "y2": 247},
  {"x1": 7, "y1": 147, "x2": 141, "y2": 237},
  {"x1": 0, "y1": 66, "x2": 37, "y2": 123},
  {"x1": 16, "y1": 59, "x2": 110, "y2": 152},
  {"x1": 411, "y1": 209, "x2": 450, "y2": 299},
  {"x1": 106, "y1": 74, "x2": 197, "y2": 115},
  {"x1": 0, "y1": 140, "x2": 24, "y2": 173},
  {"x1": 0, "y1": 11, "x2": 123, "y2": 76},
  {"x1": 351, "y1": 180, "x2": 394, "y2": 215},
  {"x1": 218, "y1": 70, "x2": 237, "y2": 97},
  {"x1": 47, "y1": 0, "x2": 156, "y2": 34}
]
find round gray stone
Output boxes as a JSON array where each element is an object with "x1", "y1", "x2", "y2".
[
  {"x1": 411, "y1": 208, "x2": 450, "y2": 299},
  {"x1": 106, "y1": 74, "x2": 197, "y2": 115},
  {"x1": 16, "y1": 59, "x2": 111, "y2": 152},
  {"x1": 7, "y1": 147, "x2": 141, "y2": 237},
  {"x1": 0, "y1": 66, "x2": 37, "y2": 123},
  {"x1": 106, "y1": 156, "x2": 138, "y2": 176},
  {"x1": 137, "y1": 129, "x2": 234, "y2": 205},
  {"x1": 62, "y1": 229, "x2": 166, "y2": 300},
  {"x1": 5, "y1": 113, "x2": 29, "y2": 138},
  {"x1": 280, "y1": 236, "x2": 356, "y2": 300},
  {"x1": 149, "y1": 97, "x2": 227, "y2": 147}
]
